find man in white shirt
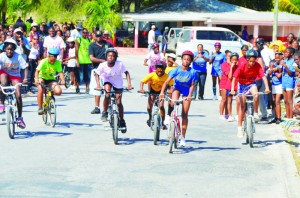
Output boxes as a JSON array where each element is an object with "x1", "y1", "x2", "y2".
[
  {"x1": 70, "y1": 23, "x2": 83, "y2": 40},
  {"x1": 43, "y1": 27, "x2": 66, "y2": 61},
  {"x1": 147, "y1": 25, "x2": 155, "y2": 52}
]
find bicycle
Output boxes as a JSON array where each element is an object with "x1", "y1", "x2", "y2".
[
  {"x1": 138, "y1": 91, "x2": 163, "y2": 145},
  {"x1": 0, "y1": 83, "x2": 24, "y2": 139},
  {"x1": 98, "y1": 87, "x2": 133, "y2": 145},
  {"x1": 240, "y1": 92, "x2": 266, "y2": 148},
  {"x1": 40, "y1": 83, "x2": 56, "y2": 127},
  {"x1": 167, "y1": 95, "x2": 189, "y2": 153},
  {"x1": 57, "y1": 66, "x2": 71, "y2": 89}
]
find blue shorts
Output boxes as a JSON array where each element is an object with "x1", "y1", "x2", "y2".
[
  {"x1": 282, "y1": 76, "x2": 295, "y2": 90},
  {"x1": 173, "y1": 86, "x2": 189, "y2": 97},
  {"x1": 162, "y1": 44, "x2": 168, "y2": 52},
  {"x1": 226, "y1": 90, "x2": 237, "y2": 96},
  {"x1": 238, "y1": 82, "x2": 257, "y2": 95},
  {"x1": 211, "y1": 67, "x2": 222, "y2": 76}
]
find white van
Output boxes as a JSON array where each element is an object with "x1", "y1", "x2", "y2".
[{"x1": 176, "y1": 27, "x2": 251, "y2": 56}]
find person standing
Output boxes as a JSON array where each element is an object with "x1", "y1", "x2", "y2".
[
  {"x1": 147, "y1": 25, "x2": 155, "y2": 52},
  {"x1": 242, "y1": 26, "x2": 249, "y2": 42},
  {"x1": 71, "y1": 23, "x2": 83, "y2": 40},
  {"x1": 43, "y1": 27, "x2": 65, "y2": 62},
  {"x1": 75, "y1": 28, "x2": 92, "y2": 94},
  {"x1": 161, "y1": 27, "x2": 169, "y2": 57},
  {"x1": 89, "y1": 30, "x2": 113, "y2": 114}
]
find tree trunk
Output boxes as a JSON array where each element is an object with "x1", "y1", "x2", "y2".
[
  {"x1": 135, "y1": 0, "x2": 140, "y2": 12},
  {"x1": 2, "y1": 12, "x2": 6, "y2": 25}
]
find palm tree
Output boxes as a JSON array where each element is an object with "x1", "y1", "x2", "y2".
[
  {"x1": 277, "y1": 0, "x2": 300, "y2": 14},
  {"x1": 84, "y1": 0, "x2": 122, "y2": 34}
]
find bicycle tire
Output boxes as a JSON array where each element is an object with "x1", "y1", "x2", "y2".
[
  {"x1": 64, "y1": 72, "x2": 71, "y2": 88},
  {"x1": 48, "y1": 98, "x2": 56, "y2": 127},
  {"x1": 42, "y1": 105, "x2": 48, "y2": 124},
  {"x1": 112, "y1": 113, "x2": 119, "y2": 145},
  {"x1": 168, "y1": 121, "x2": 175, "y2": 153},
  {"x1": 247, "y1": 116, "x2": 254, "y2": 148},
  {"x1": 153, "y1": 114, "x2": 160, "y2": 145},
  {"x1": 6, "y1": 107, "x2": 15, "y2": 139},
  {"x1": 243, "y1": 117, "x2": 249, "y2": 144}
]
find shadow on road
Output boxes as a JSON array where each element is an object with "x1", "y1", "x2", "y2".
[
  {"x1": 124, "y1": 111, "x2": 148, "y2": 115},
  {"x1": 14, "y1": 131, "x2": 72, "y2": 139},
  {"x1": 174, "y1": 146, "x2": 240, "y2": 154},
  {"x1": 54, "y1": 122, "x2": 102, "y2": 128},
  {"x1": 253, "y1": 139, "x2": 286, "y2": 148},
  {"x1": 23, "y1": 103, "x2": 66, "y2": 107}
]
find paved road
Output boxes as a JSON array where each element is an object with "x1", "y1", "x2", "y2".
[{"x1": 0, "y1": 55, "x2": 299, "y2": 197}]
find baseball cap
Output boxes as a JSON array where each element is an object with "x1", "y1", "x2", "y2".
[
  {"x1": 104, "y1": 30, "x2": 109, "y2": 35},
  {"x1": 151, "y1": 25, "x2": 155, "y2": 29},
  {"x1": 76, "y1": 23, "x2": 83, "y2": 29},
  {"x1": 13, "y1": 28, "x2": 23, "y2": 34},
  {"x1": 165, "y1": 26, "x2": 169, "y2": 30},
  {"x1": 95, "y1": 30, "x2": 103, "y2": 36},
  {"x1": 67, "y1": 37, "x2": 75, "y2": 42}
]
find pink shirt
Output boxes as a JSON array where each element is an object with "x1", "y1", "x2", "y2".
[
  {"x1": 220, "y1": 62, "x2": 230, "y2": 89},
  {"x1": 95, "y1": 61, "x2": 127, "y2": 89},
  {"x1": 146, "y1": 51, "x2": 165, "y2": 73}
]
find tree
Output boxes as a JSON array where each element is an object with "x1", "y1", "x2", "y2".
[{"x1": 278, "y1": 0, "x2": 300, "y2": 14}]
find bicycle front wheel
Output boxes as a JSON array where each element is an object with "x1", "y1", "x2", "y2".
[
  {"x1": 42, "y1": 104, "x2": 48, "y2": 124},
  {"x1": 246, "y1": 116, "x2": 254, "y2": 148},
  {"x1": 6, "y1": 106, "x2": 15, "y2": 139},
  {"x1": 168, "y1": 121, "x2": 176, "y2": 153},
  {"x1": 48, "y1": 99, "x2": 56, "y2": 127},
  {"x1": 153, "y1": 114, "x2": 161, "y2": 145},
  {"x1": 112, "y1": 113, "x2": 119, "y2": 145},
  {"x1": 64, "y1": 72, "x2": 71, "y2": 88}
]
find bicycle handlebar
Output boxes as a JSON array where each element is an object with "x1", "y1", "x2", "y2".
[
  {"x1": 0, "y1": 83, "x2": 25, "y2": 95},
  {"x1": 166, "y1": 96, "x2": 192, "y2": 103},
  {"x1": 238, "y1": 92, "x2": 268, "y2": 97},
  {"x1": 94, "y1": 87, "x2": 134, "y2": 93}
]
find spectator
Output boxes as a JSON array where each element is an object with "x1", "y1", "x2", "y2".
[
  {"x1": 147, "y1": 25, "x2": 155, "y2": 52},
  {"x1": 71, "y1": 22, "x2": 83, "y2": 40},
  {"x1": 102, "y1": 30, "x2": 113, "y2": 46},
  {"x1": 242, "y1": 26, "x2": 249, "y2": 41},
  {"x1": 26, "y1": 17, "x2": 33, "y2": 23},
  {"x1": 16, "y1": 17, "x2": 23, "y2": 23},
  {"x1": 43, "y1": 27, "x2": 66, "y2": 61},
  {"x1": 161, "y1": 27, "x2": 169, "y2": 57},
  {"x1": 292, "y1": 40, "x2": 299, "y2": 54},
  {"x1": 285, "y1": 33, "x2": 295, "y2": 48}
]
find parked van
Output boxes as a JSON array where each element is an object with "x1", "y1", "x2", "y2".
[{"x1": 176, "y1": 27, "x2": 251, "y2": 56}]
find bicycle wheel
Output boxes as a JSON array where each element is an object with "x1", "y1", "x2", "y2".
[
  {"x1": 243, "y1": 117, "x2": 249, "y2": 144},
  {"x1": 112, "y1": 113, "x2": 119, "y2": 145},
  {"x1": 42, "y1": 104, "x2": 48, "y2": 124},
  {"x1": 168, "y1": 121, "x2": 176, "y2": 153},
  {"x1": 64, "y1": 72, "x2": 71, "y2": 88},
  {"x1": 6, "y1": 107, "x2": 15, "y2": 139},
  {"x1": 48, "y1": 98, "x2": 56, "y2": 127},
  {"x1": 246, "y1": 116, "x2": 254, "y2": 148},
  {"x1": 153, "y1": 114, "x2": 161, "y2": 145}
]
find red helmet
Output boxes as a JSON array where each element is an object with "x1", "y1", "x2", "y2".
[
  {"x1": 152, "y1": 43, "x2": 159, "y2": 49},
  {"x1": 214, "y1": 42, "x2": 221, "y2": 47},
  {"x1": 182, "y1": 50, "x2": 194, "y2": 60}
]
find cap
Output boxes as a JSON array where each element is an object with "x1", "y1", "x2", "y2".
[
  {"x1": 31, "y1": 22, "x2": 38, "y2": 27},
  {"x1": 67, "y1": 37, "x2": 75, "y2": 42},
  {"x1": 95, "y1": 30, "x2": 103, "y2": 36},
  {"x1": 256, "y1": 38, "x2": 265, "y2": 44},
  {"x1": 151, "y1": 25, "x2": 155, "y2": 29},
  {"x1": 77, "y1": 23, "x2": 83, "y2": 29},
  {"x1": 165, "y1": 26, "x2": 169, "y2": 30},
  {"x1": 13, "y1": 28, "x2": 23, "y2": 34},
  {"x1": 103, "y1": 30, "x2": 109, "y2": 35}
]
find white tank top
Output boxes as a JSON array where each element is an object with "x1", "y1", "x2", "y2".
[{"x1": 29, "y1": 45, "x2": 39, "y2": 59}]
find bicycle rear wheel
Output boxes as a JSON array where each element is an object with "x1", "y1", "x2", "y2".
[
  {"x1": 153, "y1": 114, "x2": 161, "y2": 145},
  {"x1": 246, "y1": 116, "x2": 254, "y2": 148},
  {"x1": 112, "y1": 113, "x2": 119, "y2": 145},
  {"x1": 6, "y1": 107, "x2": 15, "y2": 139},
  {"x1": 64, "y1": 72, "x2": 71, "y2": 88},
  {"x1": 243, "y1": 117, "x2": 249, "y2": 144},
  {"x1": 42, "y1": 105, "x2": 48, "y2": 124},
  {"x1": 168, "y1": 121, "x2": 175, "y2": 153},
  {"x1": 48, "y1": 98, "x2": 56, "y2": 127}
]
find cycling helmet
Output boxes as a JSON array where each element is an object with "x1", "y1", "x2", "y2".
[
  {"x1": 105, "y1": 48, "x2": 118, "y2": 59},
  {"x1": 246, "y1": 49, "x2": 258, "y2": 58},
  {"x1": 152, "y1": 43, "x2": 159, "y2": 49},
  {"x1": 48, "y1": 47, "x2": 60, "y2": 56},
  {"x1": 155, "y1": 61, "x2": 166, "y2": 69},
  {"x1": 214, "y1": 42, "x2": 221, "y2": 47},
  {"x1": 230, "y1": 52, "x2": 239, "y2": 59},
  {"x1": 182, "y1": 50, "x2": 194, "y2": 60},
  {"x1": 3, "y1": 38, "x2": 17, "y2": 50},
  {"x1": 167, "y1": 53, "x2": 176, "y2": 60}
]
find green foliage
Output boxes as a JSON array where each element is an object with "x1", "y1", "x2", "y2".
[{"x1": 277, "y1": 0, "x2": 300, "y2": 14}]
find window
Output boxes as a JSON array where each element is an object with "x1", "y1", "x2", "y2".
[
  {"x1": 179, "y1": 30, "x2": 191, "y2": 42},
  {"x1": 225, "y1": 31, "x2": 239, "y2": 41},
  {"x1": 196, "y1": 31, "x2": 209, "y2": 40}
]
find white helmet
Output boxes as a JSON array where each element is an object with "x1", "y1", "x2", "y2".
[{"x1": 167, "y1": 53, "x2": 176, "y2": 59}]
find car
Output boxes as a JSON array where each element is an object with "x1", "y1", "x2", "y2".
[
  {"x1": 157, "y1": 28, "x2": 182, "y2": 52},
  {"x1": 176, "y1": 26, "x2": 252, "y2": 56},
  {"x1": 115, "y1": 30, "x2": 133, "y2": 47}
]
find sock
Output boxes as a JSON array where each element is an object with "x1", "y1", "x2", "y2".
[{"x1": 213, "y1": 86, "x2": 216, "y2": 96}]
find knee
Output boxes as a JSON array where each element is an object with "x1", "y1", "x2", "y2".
[{"x1": 54, "y1": 87, "x2": 62, "y2": 95}]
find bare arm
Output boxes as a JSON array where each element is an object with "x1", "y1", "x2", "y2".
[
  {"x1": 262, "y1": 76, "x2": 270, "y2": 92},
  {"x1": 124, "y1": 71, "x2": 132, "y2": 89}
]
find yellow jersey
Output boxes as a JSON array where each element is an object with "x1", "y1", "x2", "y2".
[
  {"x1": 165, "y1": 65, "x2": 177, "y2": 85},
  {"x1": 141, "y1": 72, "x2": 172, "y2": 92}
]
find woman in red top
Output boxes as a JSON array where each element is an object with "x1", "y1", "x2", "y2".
[
  {"x1": 238, "y1": 45, "x2": 249, "y2": 66},
  {"x1": 219, "y1": 50, "x2": 232, "y2": 120},
  {"x1": 231, "y1": 49, "x2": 270, "y2": 138},
  {"x1": 225, "y1": 52, "x2": 239, "y2": 122}
]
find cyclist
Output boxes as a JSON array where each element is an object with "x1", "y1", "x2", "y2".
[
  {"x1": 94, "y1": 48, "x2": 132, "y2": 133},
  {"x1": 35, "y1": 47, "x2": 65, "y2": 115},
  {"x1": 209, "y1": 42, "x2": 226, "y2": 100},
  {"x1": 0, "y1": 38, "x2": 28, "y2": 128},
  {"x1": 160, "y1": 50, "x2": 198, "y2": 147},
  {"x1": 144, "y1": 43, "x2": 165, "y2": 73},
  {"x1": 140, "y1": 62, "x2": 171, "y2": 130},
  {"x1": 165, "y1": 53, "x2": 177, "y2": 119},
  {"x1": 230, "y1": 49, "x2": 270, "y2": 138}
]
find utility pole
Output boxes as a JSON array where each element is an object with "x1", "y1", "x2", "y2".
[{"x1": 272, "y1": 0, "x2": 279, "y2": 41}]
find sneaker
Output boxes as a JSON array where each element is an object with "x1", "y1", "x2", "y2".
[
  {"x1": 254, "y1": 113, "x2": 260, "y2": 122},
  {"x1": 86, "y1": 88, "x2": 90, "y2": 94},
  {"x1": 179, "y1": 137, "x2": 186, "y2": 147},
  {"x1": 0, "y1": 104, "x2": 4, "y2": 113},
  {"x1": 235, "y1": 115, "x2": 239, "y2": 122},
  {"x1": 219, "y1": 115, "x2": 227, "y2": 120},
  {"x1": 120, "y1": 119, "x2": 127, "y2": 133},
  {"x1": 38, "y1": 108, "x2": 44, "y2": 115},
  {"x1": 276, "y1": 118, "x2": 282, "y2": 124},
  {"x1": 164, "y1": 115, "x2": 170, "y2": 125},
  {"x1": 218, "y1": 96, "x2": 222, "y2": 101},
  {"x1": 227, "y1": 116, "x2": 234, "y2": 122},
  {"x1": 18, "y1": 117, "x2": 26, "y2": 129},
  {"x1": 76, "y1": 87, "x2": 80, "y2": 94},
  {"x1": 101, "y1": 111, "x2": 108, "y2": 121},
  {"x1": 70, "y1": 85, "x2": 76, "y2": 90},
  {"x1": 146, "y1": 119, "x2": 151, "y2": 127},
  {"x1": 212, "y1": 95, "x2": 217, "y2": 100},
  {"x1": 237, "y1": 126, "x2": 243, "y2": 139},
  {"x1": 91, "y1": 107, "x2": 101, "y2": 114}
]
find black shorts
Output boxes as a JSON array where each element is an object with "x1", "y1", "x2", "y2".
[
  {"x1": 103, "y1": 82, "x2": 123, "y2": 92},
  {"x1": 40, "y1": 79, "x2": 56, "y2": 86},
  {"x1": 149, "y1": 87, "x2": 160, "y2": 95}
]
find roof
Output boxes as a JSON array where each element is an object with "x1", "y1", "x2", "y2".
[{"x1": 122, "y1": 0, "x2": 300, "y2": 26}]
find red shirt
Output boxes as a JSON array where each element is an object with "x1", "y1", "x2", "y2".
[
  {"x1": 220, "y1": 62, "x2": 229, "y2": 89},
  {"x1": 238, "y1": 56, "x2": 247, "y2": 66},
  {"x1": 225, "y1": 64, "x2": 238, "y2": 91},
  {"x1": 233, "y1": 62, "x2": 264, "y2": 85}
]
